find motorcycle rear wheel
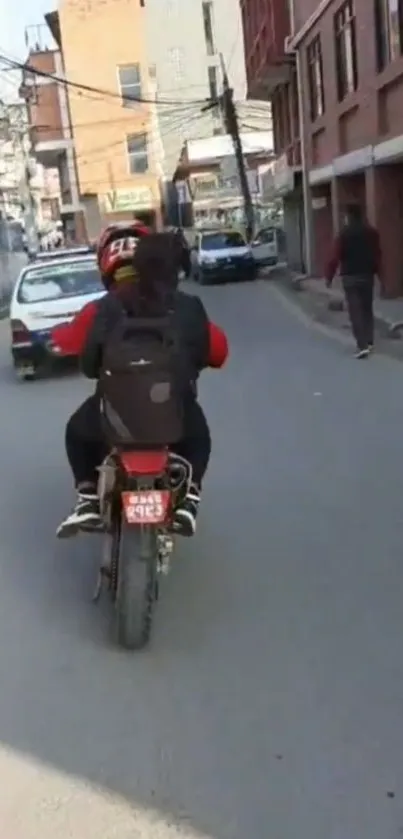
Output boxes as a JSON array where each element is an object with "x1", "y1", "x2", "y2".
[{"x1": 115, "y1": 519, "x2": 158, "y2": 650}]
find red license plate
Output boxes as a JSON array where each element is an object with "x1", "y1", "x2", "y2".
[{"x1": 121, "y1": 490, "x2": 170, "y2": 524}]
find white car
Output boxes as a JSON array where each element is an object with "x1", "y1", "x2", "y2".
[
  {"x1": 28, "y1": 246, "x2": 95, "y2": 262},
  {"x1": 191, "y1": 229, "x2": 256, "y2": 285},
  {"x1": 251, "y1": 226, "x2": 286, "y2": 268},
  {"x1": 9, "y1": 248, "x2": 105, "y2": 380}
]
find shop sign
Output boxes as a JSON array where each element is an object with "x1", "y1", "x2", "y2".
[{"x1": 102, "y1": 187, "x2": 153, "y2": 212}]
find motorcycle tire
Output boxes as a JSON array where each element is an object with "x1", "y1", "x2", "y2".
[{"x1": 115, "y1": 518, "x2": 158, "y2": 650}]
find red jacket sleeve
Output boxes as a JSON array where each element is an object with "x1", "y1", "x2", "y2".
[
  {"x1": 51, "y1": 301, "x2": 97, "y2": 356},
  {"x1": 325, "y1": 236, "x2": 341, "y2": 284},
  {"x1": 207, "y1": 322, "x2": 228, "y2": 368}
]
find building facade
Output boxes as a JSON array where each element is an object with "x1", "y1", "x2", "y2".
[
  {"x1": 144, "y1": 0, "x2": 248, "y2": 178},
  {"x1": 242, "y1": 0, "x2": 403, "y2": 295},
  {"x1": 0, "y1": 101, "x2": 57, "y2": 247},
  {"x1": 292, "y1": 0, "x2": 403, "y2": 295},
  {"x1": 23, "y1": 0, "x2": 163, "y2": 241},
  {"x1": 21, "y1": 28, "x2": 86, "y2": 242},
  {"x1": 240, "y1": 0, "x2": 305, "y2": 271},
  {"x1": 173, "y1": 130, "x2": 274, "y2": 228}
]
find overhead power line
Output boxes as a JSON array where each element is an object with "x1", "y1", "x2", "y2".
[
  {"x1": 71, "y1": 109, "x2": 208, "y2": 167},
  {"x1": 0, "y1": 54, "x2": 210, "y2": 109},
  {"x1": 30, "y1": 102, "x2": 202, "y2": 134}
]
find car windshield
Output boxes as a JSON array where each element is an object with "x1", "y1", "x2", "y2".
[
  {"x1": 17, "y1": 258, "x2": 103, "y2": 304},
  {"x1": 201, "y1": 231, "x2": 246, "y2": 251}
]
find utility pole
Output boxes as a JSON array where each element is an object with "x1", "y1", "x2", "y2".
[{"x1": 219, "y1": 54, "x2": 254, "y2": 241}]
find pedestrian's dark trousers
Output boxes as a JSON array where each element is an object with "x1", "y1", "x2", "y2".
[
  {"x1": 65, "y1": 394, "x2": 212, "y2": 489},
  {"x1": 342, "y1": 275, "x2": 374, "y2": 351}
]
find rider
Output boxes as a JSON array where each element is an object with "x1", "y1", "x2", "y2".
[{"x1": 53, "y1": 224, "x2": 228, "y2": 539}]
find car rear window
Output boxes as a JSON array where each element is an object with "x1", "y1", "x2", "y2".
[
  {"x1": 17, "y1": 258, "x2": 103, "y2": 304},
  {"x1": 201, "y1": 231, "x2": 246, "y2": 250}
]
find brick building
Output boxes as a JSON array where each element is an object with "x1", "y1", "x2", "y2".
[
  {"x1": 240, "y1": 0, "x2": 305, "y2": 271},
  {"x1": 22, "y1": 0, "x2": 162, "y2": 242},
  {"x1": 242, "y1": 0, "x2": 403, "y2": 295}
]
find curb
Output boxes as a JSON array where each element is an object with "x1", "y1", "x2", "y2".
[{"x1": 277, "y1": 268, "x2": 402, "y2": 338}]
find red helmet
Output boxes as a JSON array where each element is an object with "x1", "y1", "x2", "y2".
[{"x1": 97, "y1": 221, "x2": 151, "y2": 287}]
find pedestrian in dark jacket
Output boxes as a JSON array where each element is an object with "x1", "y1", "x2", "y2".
[
  {"x1": 326, "y1": 203, "x2": 382, "y2": 358},
  {"x1": 53, "y1": 228, "x2": 228, "y2": 539}
]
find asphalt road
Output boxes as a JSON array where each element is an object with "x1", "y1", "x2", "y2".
[{"x1": 1, "y1": 279, "x2": 403, "y2": 838}]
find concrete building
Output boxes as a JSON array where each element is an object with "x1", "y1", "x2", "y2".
[
  {"x1": 22, "y1": 0, "x2": 164, "y2": 241},
  {"x1": 0, "y1": 103, "x2": 30, "y2": 223},
  {"x1": 0, "y1": 101, "x2": 58, "y2": 246},
  {"x1": 173, "y1": 130, "x2": 274, "y2": 228},
  {"x1": 21, "y1": 25, "x2": 86, "y2": 241},
  {"x1": 242, "y1": 0, "x2": 403, "y2": 295},
  {"x1": 144, "y1": 0, "x2": 248, "y2": 178}
]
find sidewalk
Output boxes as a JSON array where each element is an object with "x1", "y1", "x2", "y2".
[{"x1": 286, "y1": 273, "x2": 403, "y2": 336}]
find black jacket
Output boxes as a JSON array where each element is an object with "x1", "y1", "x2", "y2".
[
  {"x1": 338, "y1": 221, "x2": 381, "y2": 278},
  {"x1": 80, "y1": 288, "x2": 210, "y2": 391}
]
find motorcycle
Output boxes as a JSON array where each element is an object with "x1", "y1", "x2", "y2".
[{"x1": 93, "y1": 447, "x2": 190, "y2": 650}]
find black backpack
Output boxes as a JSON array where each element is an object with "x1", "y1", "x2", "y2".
[{"x1": 99, "y1": 310, "x2": 187, "y2": 448}]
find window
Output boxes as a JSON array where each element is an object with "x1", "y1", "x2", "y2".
[
  {"x1": 375, "y1": 0, "x2": 403, "y2": 70},
  {"x1": 284, "y1": 85, "x2": 291, "y2": 142},
  {"x1": 126, "y1": 133, "x2": 148, "y2": 174},
  {"x1": 208, "y1": 65, "x2": 220, "y2": 120},
  {"x1": 334, "y1": 0, "x2": 358, "y2": 101},
  {"x1": 307, "y1": 36, "x2": 325, "y2": 120},
  {"x1": 202, "y1": 2, "x2": 215, "y2": 55},
  {"x1": 168, "y1": 47, "x2": 184, "y2": 81},
  {"x1": 254, "y1": 228, "x2": 275, "y2": 245},
  {"x1": 291, "y1": 69, "x2": 299, "y2": 136},
  {"x1": 201, "y1": 231, "x2": 246, "y2": 250},
  {"x1": 17, "y1": 258, "x2": 102, "y2": 305},
  {"x1": 208, "y1": 65, "x2": 218, "y2": 101},
  {"x1": 274, "y1": 91, "x2": 285, "y2": 149},
  {"x1": 118, "y1": 64, "x2": 141, "y2": 108}
]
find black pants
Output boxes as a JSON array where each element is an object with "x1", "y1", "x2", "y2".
[
  {"x1": 343, "y1": 276, "x2": 374, "y2": 351},
  {"x1": 65, "y1": 395, "x2": 212, "y2": 489}
]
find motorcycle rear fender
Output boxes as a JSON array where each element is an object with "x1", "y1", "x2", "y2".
[{"x1": 119, "y1": 450, "x2": 169, "y2": 477}]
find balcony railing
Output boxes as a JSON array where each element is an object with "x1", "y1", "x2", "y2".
[{"x1": 24, "y1": 23, "x2": 55, "y2": 53}]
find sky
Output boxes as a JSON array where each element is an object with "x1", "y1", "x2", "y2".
[{"x1": 0, "y1": 0, "x2": 57, "y2": 99}]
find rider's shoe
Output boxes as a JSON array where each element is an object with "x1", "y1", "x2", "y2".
[
  {"x1": 56, "y1": 492, "x2": 102, "y2": 538},
  {"x1": 173, "y1": 484, "x2": 200, "y2": 537}
]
